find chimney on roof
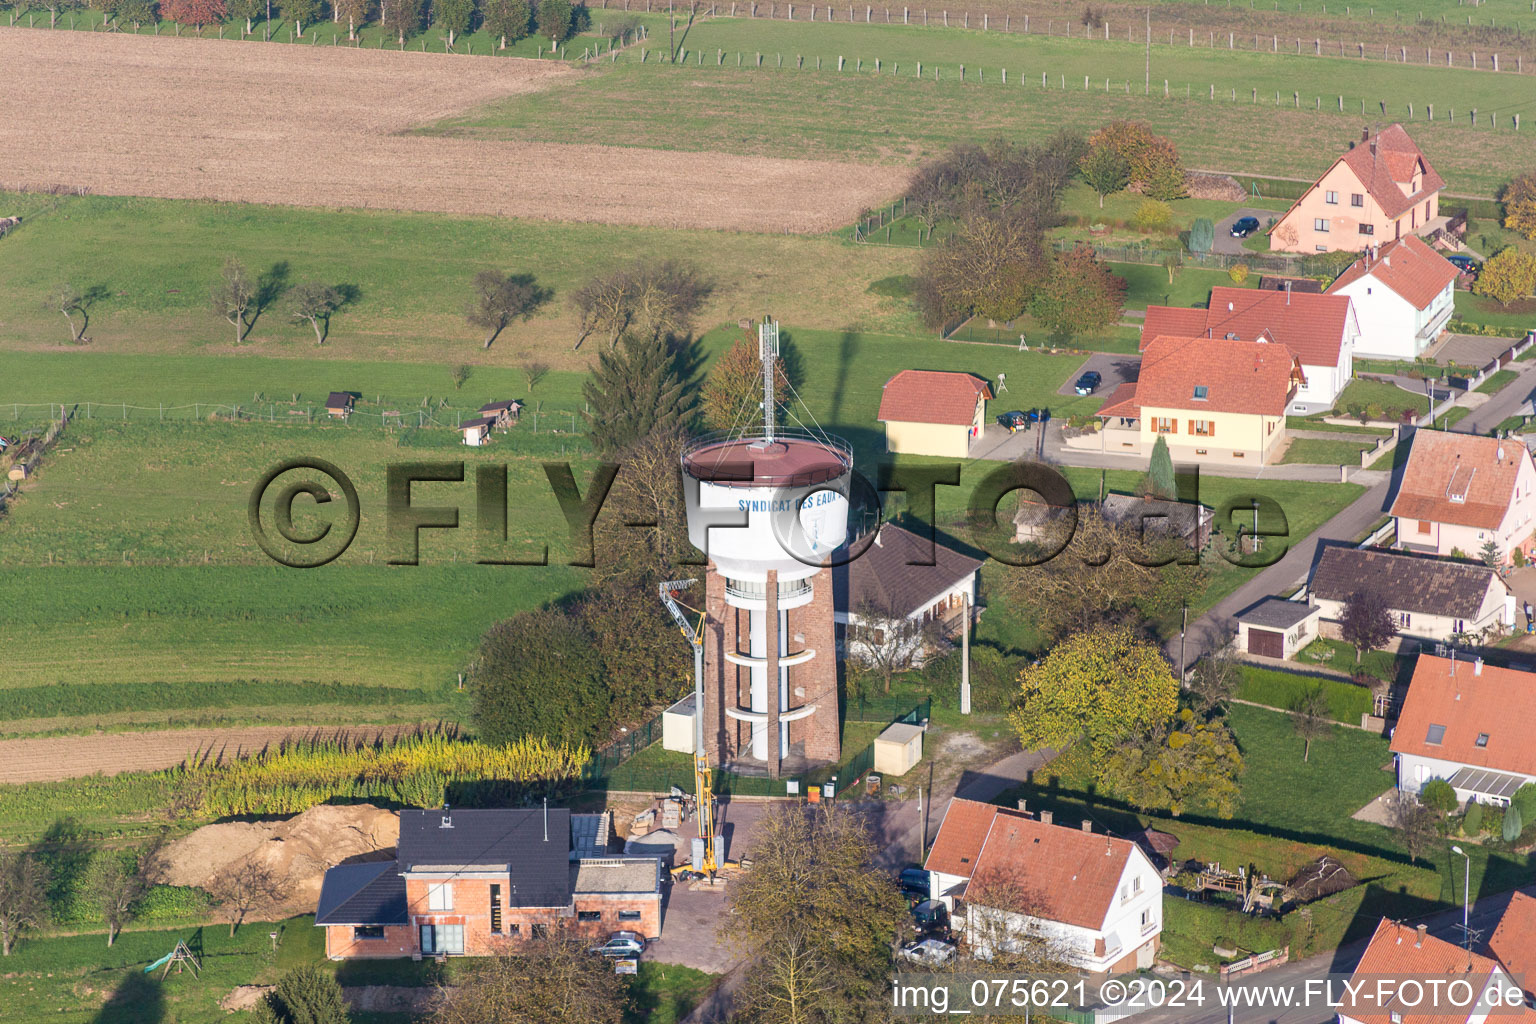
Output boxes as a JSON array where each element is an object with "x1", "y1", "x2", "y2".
[
  {"x1": 1284, "y1": 279, "x2": 1292, "y2": 304},
  {"x1": 1039, "y1": 810, "x2": 1053, "y2": 825},
  {"x1": 441, "y1": 804, "x2": 453, "y2": 829},
  {"x1": 1016, "y1": 799, "x2": 1028, "y2": 813},
  {"x1": 1475, "y1": 657, "x2": 1484, "y2": 676},
  {"x1": 1082, "y1": 820, "x2": 1093, "y2": 833},
  {"x1": 1415, "y1": 924, "x2": 1428, "y2": 948},
  {"x1": 1362, "y1": 126, "x2": 1371, "y2": 143}
]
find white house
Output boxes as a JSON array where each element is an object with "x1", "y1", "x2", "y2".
[
  {"x1": 1337, "y1": 918, "x2": 1523, "y2": 1024},
  {"x1": 1307, "y1": 546, "x2": 1513, "y2": 644},
  {"x1": 1141, "y1": 286, "x2": 1358, "y2": 415},
  {"x1": 834, "y1": 522, "x2": 982, "y2": 668},
  {"x1": 923, "y1": 799, "x2": 1162, "y2": 974},
  {"x1": 1325, "y1": 236, "x2": 1460, "y2": 360},
  {"x1": 1232, "y1": 597, "x2": 1323, "y2": 660},
  {"x1": 1389, "y1": 430, "x2": 1536, "y2": 566},
  {"x1": 1391, "y1": 655, "x2": 1536, "y2": 806}
]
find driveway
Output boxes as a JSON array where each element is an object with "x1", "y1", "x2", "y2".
[
  {"x1": 1053, "y1": 352, "x2": 1141, "y2": 398},
  {"x1": 1212, "y1": 205, "x2": 1278, "y2": 257}
]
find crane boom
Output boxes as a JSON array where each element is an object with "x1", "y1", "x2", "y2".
[{"x1": 657, "y1": 579, "x2": 717, "y2": 878}]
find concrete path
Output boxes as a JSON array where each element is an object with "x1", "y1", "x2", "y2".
[{"x1": 1165, "y1": 479, "x2": 1394, "y2": 668}]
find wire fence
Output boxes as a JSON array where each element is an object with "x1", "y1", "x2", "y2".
[{"x1": 583, "y1": 697, "x2": 931, "y2": 797}]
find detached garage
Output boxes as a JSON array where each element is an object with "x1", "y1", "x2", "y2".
[
  {"x1": 1232, "y1": 597, "x2": 1322, "y2": 661},
  {"x1": 877, "y1": 370, "x2": 993, "y2": 458}
]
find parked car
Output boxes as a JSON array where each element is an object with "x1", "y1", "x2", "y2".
[
  {"x1": 996, "y1": 410, "x2": 1029, "y2": 433},
  {"x1": 1229, "y1": 216, "x2": 1261, "y2": 238},
  {"x1": 1074, "y1": 371, "x2": 1102, "y2": 396},
  {"x1": 911, "y1": 899, "x2": 949, "y2": 933},
  {"x1": 1446, "y1": 253, "x2": 1480, "y2": 276},
  {"x1": 899, "y1": 867, "x2": 930, "y2": 900},
  {"x1": 899, "y1": 937, "x2": 957, "y2": 966},
  {"x1": 590, "y1": 932, "x2": 647, "y2": 958}
]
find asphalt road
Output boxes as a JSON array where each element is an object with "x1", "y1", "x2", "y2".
[{"x1": 1450, "y1": 359, "x2": 1536, "y2": 435}]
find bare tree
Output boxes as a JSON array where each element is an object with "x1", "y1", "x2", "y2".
[
  {"x1": 211, "y1": 258, "x2": 258, "y2": 345},
  {"x1": 210, "y1": 861, "x2": 290, "y2": 937},
  {"x1": 0, "y1": 851, "x2": 50, "y2": 956},
  {"x1": 466, "y1": 270, "x2": 548, "y2": 349},
  {"x1": 431, "y1": 927, "x2": 625, "y2": 1024},
  {"x1": 964, "y1": 862, "x2": 1079, "y2": 969},
  {"x1": 520, "y1": 359, "x2": 550, "y2": 395},
  {"x1": 569, "y1": 259, "x2": 711, "y2": 350},
  {"x1": 84, "y1": 850, "x2": 147, "y2": 947},
  {"x1": 1392, "y1": 795, "x2": 1439, "y2": 866},
  {"x1": 45, "y1": 283, "x2": 106, "y2": 345},
  {"x1": 847, "y1": 596, "x2": 940, "y2": 694},
  {"x1": 1290, "y1": 686, "x2": 1333, "y2": 763},
  {"x1": 570, "y1": 267, "x2": 636, "y2": 350},
  {"x1": 286, "y1": 281, "x2": 343, "y2": 346},
  {"x1": 1186, "y1": 635, "x2": 1240, "y2": 715}
]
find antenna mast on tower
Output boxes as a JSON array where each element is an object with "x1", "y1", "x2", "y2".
[{"x1": 759, "y1": 318, "x2": 779, "y2": 443}]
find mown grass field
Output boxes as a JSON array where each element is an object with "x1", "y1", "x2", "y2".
[{"x1": 429, "y1": 47, "x2": 1528, "y2": 193}]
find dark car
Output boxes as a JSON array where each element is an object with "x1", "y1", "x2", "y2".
[
  {"x1": 1074, "y1": 371, "x2": 1102, "y2": 396},
  {"x1": 996, "y1": 410, "x2": 1029, "y2": 433},
  {"x1": 1446, "y1": 253, "x2": 1480, "y2": 276},
  {"x1": 899, "y1": 867, "x2": 930, "y2": 900},
  {"x1": 1229, "y1": 216, "x2": 1261, "y2": 238}
]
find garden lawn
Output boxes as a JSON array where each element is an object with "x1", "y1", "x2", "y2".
[
  {"x1": 1279, "y1": 437, "x2": 1376, "y2": 464},
  {"x1": 1331, "y1": 376, "x2": 1429, "y2": 420},
  {"x1": 1476, "y1": 369, "x2": 1519, "y2": 395}
]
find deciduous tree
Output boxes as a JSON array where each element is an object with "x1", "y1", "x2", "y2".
[
  {"x1": 381, "y1": 0, "x2": 422, "y2": 43},
  {"x1": 1289, "y1": 686, "x2": 1332, "y2": 762},
  {"x1": 1186, "y1": 639, "x2": 1240, "y2": 716},
  {"x1": 278, "y1": 0, "x2": 318, "y2": 33},
  {"x1": 535, "y1": 0, "x2": 571, "y2": 40},
  {"x1": 431, "y1": 930, "x2": 625, "y2": 1024},
  {"x1": 161, "y1": 0, "x2": 224, "y2": 24},
  {"x1": 1027, "y1": 244, "x2": 1125, "y2": 343},
  {"x1": 45, "y1": 283, "x2": 106, "y2": 345},
  {"x1": 434, "y1": 0, "x2": 474, "y2": 44},
  {"x1": 1086, "y1": 120, "x2": 1185, "y2": 200},
  {"x1": 1008, "y1": 626, "x2": 1179, "y2": 767},
  {"x1": 699, "y1": 329, "x2": 788, "y2": 431},
  {"x1": 227, "y1": 0, "x2": 262, "y2": 32},
  {"x1": 334, "y1": 0, "x2": 367, "y2": 37},
  {"x1": 466, "y1": 270, "x2": 548, "y2": 349},
  {"x1": 211, "y1": 257, "x2": 258, "y2": 345},
  {"x1": 286, "y1": 281, "x2": 343, "y2": 346},
  {"x1": 1393, "y1": 796, "x2": 1439, "y2": 865},
  {"x1": 1473, "y1": 246, "x2": 1536, "y2": 308},
  {"x1": 0, "y1": 852, "x2": 49, "y2": 956},
  {"x1": 210, "y1": 861, "x2": 290, "y2": 937},
  {"x1": 1501, "y1": 173, "x2": 1536, "y2": 241},
  {"x1": 1104, "y1": 709, "x2": 1243, "y2": 817},
  {"x1": 471, "y1": 606, "x2": 612, "y2": 747},
  {"x1": 1079, "y1": 144, "x2": 1130, "y2": 209},
  {"x1": 915, "y1": 209, "x2": 1046, "y2": 327},
  {"x1": 481, "y1": 0, "x2": 529, "y2": 44},
  {"x1": 846, "y1": 596, "x2": 940, "y2": 694},
  {"x1": 83, "y1": 850, "x2": 147, "y2": 947},
  {"x1": 1340, "y1": 588, "x2": 1395, "y2": 662},
  {"x1": 570, "y1": 260, "x2": 710, "y2": 350},
  {"x1": 729, "y1": 806, "x2": 905, "y2": 1024},
  {"x1": 1420, "y1": 778, "x2": 1458, "y2": 816}
]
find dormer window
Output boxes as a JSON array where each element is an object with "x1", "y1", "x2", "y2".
[
  {"x1": 1426, "y1": 724, "x2": 1446, "y2": 746},
  {"x1": 1193, "y1": 385, "x2": 1209, "y2": 401}
]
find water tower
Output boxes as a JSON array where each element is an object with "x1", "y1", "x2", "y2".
[{"x1": 680, "y1": 320, "x2": 853, "y2": 777}]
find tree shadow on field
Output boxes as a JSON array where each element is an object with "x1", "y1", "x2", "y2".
[
  {"x1": 92, "y1": 970, "x2": 166, "y2": 1024},
  {"x1": 246, "y1": 260, "x2": 291, "y2": 334}
]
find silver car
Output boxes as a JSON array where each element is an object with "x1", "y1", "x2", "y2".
[{"x1": 590, "y1": 931, "x2": 646, "y2": 958}]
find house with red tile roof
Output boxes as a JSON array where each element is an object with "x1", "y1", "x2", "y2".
[
  {"x1": 1086, "y1": 335, "x2": 1303, "y2": 464},
  {"x1": 1326, "y1": 236, "x2": 1461, "y2": 359},
  {"x1": 1140, "y1": 286, "x2": 1357, "y2": 414},
  {"x1": 1390, "y1": 655, "x2": 1536, "y2": 804},
  {"x1": 1271, "y1": 125, "x2": 1446, "y2": 255},
  {"x1": 922, "y1": 798, "x2": 1162, "y2": 974},
  {"x1": 877, "y1": 370, "x2": 993, "y2": 458},
  {"x1": 1488, "y1": 891, "x2": 1536, "y2": 1000},
  {"x1": 1388, "y1": 430, "x2": 1536, "y2": 565},
  {"x1": 1337, "y1": 918, "x2": 1526, "y2": 1024}
]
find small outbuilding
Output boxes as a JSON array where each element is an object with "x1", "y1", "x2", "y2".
[
  {"x1": 1232, "y1": 597, "x2": 1323, "y2": 660},
  {"x1": 877, "y1": 370, "x2": 993, "y2": 458},
  {"x1": 873, "y1": 722, "x2": 924, "y2": 777},
  {"x1": 479, "y1": 400, "x2": 523, "y2": 429},
  {"x1": 661, "y1": 693, "x2": 697, "y2": 755},
  {"x1": 325, "y1": 392, "x2": 355, "y2": 419},
  {"x1": 459, "y1": 415, "x2": 497, "y2": 447}
]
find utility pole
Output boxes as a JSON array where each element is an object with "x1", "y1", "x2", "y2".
[
  {"x1": 1145, "y1": 7, "x2": 1151, "y2": 93},
  {"x1": 960, "y1": 591, "x2": 971, "y2": 714},
  {"x1": 1178, "y1": 603, "x2": 1188, "y2": 680}
]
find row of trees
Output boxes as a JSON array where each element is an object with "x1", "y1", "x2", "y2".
[{"x1": 17, "y1": 0, "x2": 586, "y2": 45}]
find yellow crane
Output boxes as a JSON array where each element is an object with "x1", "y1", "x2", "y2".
[{"x1": 658, "y1": 579, "x2": 718, "y2": 879}]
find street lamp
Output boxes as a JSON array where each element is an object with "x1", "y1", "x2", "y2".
[{"x1": 1450, "y1": 844, "x2": 1471, "y2": 949}]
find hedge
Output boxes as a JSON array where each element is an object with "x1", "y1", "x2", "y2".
[{"x1": 1236, "y1": 666, "x2": 1374, "y2": 724}]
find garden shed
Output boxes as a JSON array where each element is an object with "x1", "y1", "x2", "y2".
[{"x1": 873, "y1": 722, "x2": 924, "y2": 777}]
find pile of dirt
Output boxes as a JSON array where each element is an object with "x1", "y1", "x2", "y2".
[
  {"x1": 1184, "y1": 172, "x2": 1248, "y2": 202},
  {"x1": 220, "y1": 987, "x2": 274, "y2": 1013},
  {"x1": 1287, "y1": 855, "x2": 1358, "y2": 902},
  {"x1": 150, "y1": 803, "x2": 398, "y2": 914}
]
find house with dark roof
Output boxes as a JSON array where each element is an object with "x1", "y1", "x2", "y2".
[
  {"x1": 1306, "y1": 546, "x2": 1512, "y2": 644},
  {"x1": 1270, "y1": 124, "x2": 1447, "y2": 255},
  {"x1": 1337, "y1": 918, "x2": 1526, "y2": 1024},
  {"x1": 876, "y1": 370, "x2": 993, "y2": 458},
  {"x1": 1232, "y1": 597, "x2": 1323, "y2": 660},
  {"x1": 1326, "y1": 236, "x2": 1460, "y2": 359},
  {"x1": 459, "y1": 415, "x2": 497, "y2": 447},
  {"x1": 1390, "y1": 655, "x2": 1536, "y2": 805},
  {"x1": 315, "y1": 807, "x2": 662, "y2": 960},
  {"x1": 1090, "y1": 335, "x2": 1304, "y2": 464},
  {"x1": 1139, "y1": 286, "x2": 1358, "y2": 413},
  {"x1": 1388, "y1": 430, "x2": 1536, "y2": 566},
  {"x1": 479, "y1": 399, "x2": 523, "y2": 429},
  {"x1": 922, "y1": 799, "x2": 1162, "y2": 974},
  {"x1": 833, "y1": 522, "x2": 982, "y2": 667}
]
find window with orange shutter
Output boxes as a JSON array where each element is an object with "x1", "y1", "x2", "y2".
[{"x1": 1418, "y1": 521, "x2": 1431, "y2": 535}]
